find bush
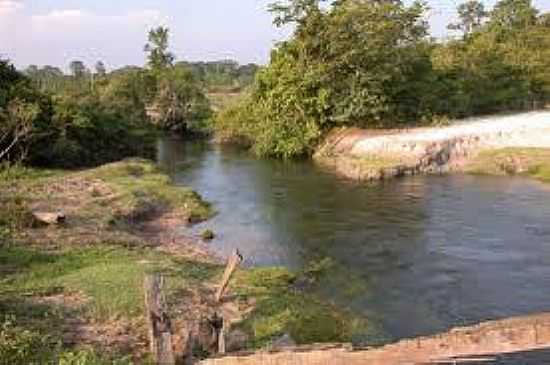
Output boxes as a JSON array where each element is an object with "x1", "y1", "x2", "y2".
[
  {"x1": 28, "y1": 93, "x2": 156, "y2": 168},
  {"x1": 0, "y1": 315, "x2": 54, "y2": 365}
]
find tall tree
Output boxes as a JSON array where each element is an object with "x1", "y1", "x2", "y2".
[
  {"x1": 489, "y1": 0, "x2": 538, "y2": 31},
  {"x1": 144, "y1": 27, "x2": 175, "y2": 71},
  {"x1": 95, "y1": 61, "x2": 107, "y2": 76},
  {"x1": 448, "y1": 0, "x2": 487, "y2": 36},
  {"x1": 69, "y1": 60, "x2": 87, "y2": 78}
]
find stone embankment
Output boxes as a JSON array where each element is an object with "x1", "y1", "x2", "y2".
[
  {"x1": 314, "y1": 111, "x2": 550, "y2": 181},
  {"x1": 200, "y1": 312, "x2": 550, "y2": 364}
]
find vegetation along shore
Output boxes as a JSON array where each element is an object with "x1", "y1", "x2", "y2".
[{"x1": 2, "y1": 0, "x2": 550, "y2": 364}]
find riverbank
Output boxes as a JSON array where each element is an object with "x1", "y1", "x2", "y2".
[
  {"x1": 0, "y1": 159, "x2": 363, "y2": 364},
  {"x1": 314, "y1": 111, "x2": 550, "y2": 181},
  {"x1": 201, "y1": 312, "x2": 550, "y2": 365}
]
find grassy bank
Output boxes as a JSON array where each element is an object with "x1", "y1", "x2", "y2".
[
  {"x1": 465, "y1": 148, "x2": 550, "y2": 183},
  {"x1": 0, "y1": 160, "x2": 365, "y2": 364},
  {"x1": 0, "y1": 160, "x2": 217, "y2": 363}
]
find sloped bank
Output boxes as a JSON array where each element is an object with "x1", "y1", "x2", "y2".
[
  {"x1": 314, "y1": 111, "x2": 550, "y2": 181},
  {"x1": 0, "y1": 160, "x2": 364, "y2": 363},
  {"x1": 200, "y1": 312, "x2": 550, "y2": 365}
]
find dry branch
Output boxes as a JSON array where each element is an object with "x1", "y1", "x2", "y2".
[{"x1": 215, "y1": 249, "x2": 243, "y2": 303}]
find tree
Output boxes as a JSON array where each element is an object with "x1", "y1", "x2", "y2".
[
  {"x1": 448, "y1": 1, "x2": 487, "y2": 36},
  {"x1": 144, "y1": 27, "x2": 175, "y2": 71},
  {"x1": 539, "y1": 12, "x2": 550, "y2": 27},
  {"x1": 150, "y1": 65, "x2": 211, "y2": 132},
  {"x1": 0, "y1": 60, "x2": 52, "y2": 163},
  {"x1": 24, "y1": 65, "x2": 39, "y2": 77},
  {"x1": 95, "y1": 61, "x2": 107, "y2": 77},
  {"x1": 69, "y1": 60, "x2": 87, "y2": 78},
  {"x1": 0, "y1": 100, "x2": 39, "y2": 161},
  {"x1": 216, "y1": 0, "x2": 433, "y2": 158},
  {"x1": 489, "y1": 0, "x2": 538, "y2": 32},
  {"x1": 268, "y1": 0, "x2": 326, "y2": 27}
]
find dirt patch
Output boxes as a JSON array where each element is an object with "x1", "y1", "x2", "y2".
[
  {"x1": 134, "y1": 210, "x2": 215, "y2": 262},
  {"x1": 29, "y1": 292, "x2": 149, "y2": 361}
]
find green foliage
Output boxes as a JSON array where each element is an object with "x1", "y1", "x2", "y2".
[
  {"x1": 144, "y1": 26, "x2": 174, "y2": 71},
  {"x1": 0, "y1": 315, "x2": 54, "y2": 365},
  {"x1": 58, "y1": 350, "x2": 134, "y2": 365},
  {"x1": 234, "y1": 267, "x2": 364, "y2": 347},
  {"x1": 151, "y1": 65, "x2": 212, "y2": 133},
  {"x1": 448, "y1": 0, "x2": 487, "y2": 36},
  {"x1": 91, "y1": 159, "x2": 213, "y2": 222},
  {"x1": 1, "y1": 60, "x2": 54, "y2": 163},
  {"x1": 215, "y1": 0, "x2": 550, "y2": 159},
  {"x1": 180, "y1": 60, "x2": 260, "y2": 92},
  {"x1": 0, "y1": 245, "x2": 217, "y2": 321},
  {"x1": 1, "y1": 59, "x2": 157, "y2": 169},
  {"x1": 28, "y1": 92, "x2": 155, "y2": 168},
  {"x1": 215, "y1": 0, "x2": 434, "y2": 158},
  {"x1": 69, "y1": 61, "x2": 88, "y2": 79}
]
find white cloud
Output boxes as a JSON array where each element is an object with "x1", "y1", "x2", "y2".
[
  {"x1": 0, "y1": 0, "x2": 23, "y2": 15},
  {"x1": 31, "y1": 9, "x2": 165, "y2": 32},
  {"x1": 1, "y1": 4, "x2": 167, "y2": 70}
]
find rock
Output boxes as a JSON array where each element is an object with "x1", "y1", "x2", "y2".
[
  {"x1": 270, "y1": 333, "x2": 296, "y2": 349},
  {"x1": 32, "y1": 211, "x2": 66, "y2": 225},
  {"x1": 226, "y1": 329, "x2": 249, "y2": 352}
]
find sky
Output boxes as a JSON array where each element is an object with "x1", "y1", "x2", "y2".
[{"x1": 2, "y1": 0, "x2": 550, "y2": 72}]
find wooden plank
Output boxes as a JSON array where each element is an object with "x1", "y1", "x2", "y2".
[
  {"x1": 215, "y1": 249, "x2": 243, "y2": 303},
  {"x1": 144, "y1": 274, "x2": 175, "y2": 365}
]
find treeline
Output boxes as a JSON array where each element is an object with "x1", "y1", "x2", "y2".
[
  {"x1": 215, "y1": 0, "x2": 550, "y2": 158},
  {"x1": 179, "y1": 60, "x2": 260, "y2": 92},
  {"x1": 1, "y1": 27, "x2": 220, "y2": 168},
  {"x1": 24, "y1": 60, "x2": 259, "y2": 96}
]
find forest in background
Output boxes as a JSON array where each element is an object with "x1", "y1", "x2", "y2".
[
  {"x1": 1, "y1": 27, "x2": 258, "y2": 168},
  {"x1": 215, "y1": 0, "x2": 550, "y2": 158},
  {"x1": 3, "y1": 0, "x2": 550, "y2": 168}
]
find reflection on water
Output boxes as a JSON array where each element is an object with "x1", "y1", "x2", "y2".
[{"x1": 158, "y1": 138, "x2": 550, "y2": 343}]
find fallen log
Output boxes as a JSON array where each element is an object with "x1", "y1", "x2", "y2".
[
  {"x1": 144, "y1": 274, "x2": 175, "y2": 365},
  {"x1": 215, "y1": 249, "x2": 243, "y2": 303}
]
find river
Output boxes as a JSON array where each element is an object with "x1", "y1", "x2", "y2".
[{"x1": 158, "y1": 138, "x2": 550, "y2": 344}]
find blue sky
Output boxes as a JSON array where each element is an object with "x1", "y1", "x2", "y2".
[{"x1": 2, "y1": 0, "x2": 549, "y2": 71}]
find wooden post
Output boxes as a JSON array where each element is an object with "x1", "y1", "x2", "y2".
[
  {"x1": 215, "y1": 249, "x2": 243, "y2": 303},
  {"x1": 144, "y1": 274, "x2": 175, "y2": 365},
  {"x1": 218, "y1": 319, "x2": 226, "y2": 355}
]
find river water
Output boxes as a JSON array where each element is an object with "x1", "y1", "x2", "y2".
[{"x1": 158, "y1": 139, "x2": 550, "y2": 343}]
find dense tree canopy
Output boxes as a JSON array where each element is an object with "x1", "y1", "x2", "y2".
[
  {"x1": 215, "y1": 0, "x2": 550, "y2": 158},
  {"x1": 1, "y1": 26, "x2": 217, "y2": 167}
]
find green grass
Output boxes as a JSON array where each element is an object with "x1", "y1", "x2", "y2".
[
  {"x1": 0, "y1": 163, "x2": 63, "y2": 184},
  {"x1": 0, "y1": 245, "x2": 218, "y2": 321},
  {"x1": 466, "y1": 148, "x2": 550, "y2": 183},
  {"x1": 85, "y1": 159, "x2": 212, "y2": 222},
  {"x1": 232, "y1": 266, "x2": 367, "y2": 348},
  {"x1": 0, "y1": 159, "x2": 373, "y2": 359},
  {"x1": 0, "y1": 244, "x2": 219, "y2": 363}
]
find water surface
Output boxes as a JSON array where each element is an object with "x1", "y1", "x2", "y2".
[{"x1": 158, "y1": 139, "x2": 550, "y2": 343}]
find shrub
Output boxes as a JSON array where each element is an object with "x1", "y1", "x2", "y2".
[{"x1": 0, "y1": 315, "x2": 54, "y2": 365}]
